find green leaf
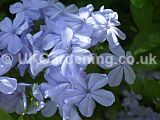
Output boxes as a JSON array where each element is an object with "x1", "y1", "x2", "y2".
[
  {"x1": 0, "y1": 108, "x2": 14, "y2": 120},
  {"x1": 152, "y1": 2, "x2": 160, "y2": 23},
  {"x1": 133, "y1": 44, "x2": 160, "y2": 71},
  {"x1": 131, "y1": 77, "x2": 160, "y2": 100},
  {"x1": 0, "y1": 13, "x2": 6, "y2": 20},
  {"x1": 130, "y1": 31, "x2": 160, "y2": 55},
  {"x1": 131, "y1": 0, "x2": 146, "y2": 8},
  {"x1": 130, "y1": 0, "x2": 153, "y2": 31},
  {"x1": 17, "y1": 116, "x2": 24, "y2": 120}
]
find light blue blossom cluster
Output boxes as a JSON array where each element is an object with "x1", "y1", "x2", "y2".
[
  {"x1": 0, "y1": 0, "x2": 136, "y2": 119},
  {"x1": 117, "y1": 91, "x2": 160, "y2": 120}
]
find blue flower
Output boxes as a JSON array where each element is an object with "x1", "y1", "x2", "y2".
[
  {"x1": 0, "y1": 83, "x2": 29, "y2": 114},
  {"x1": 27, "y1": 84, "x2": 45, "y2": 114},
  {"x1": 61, "y1": 4, "x2": 94, "y2": 35},
  {"x1": 32, "y1": 84, "x2": 44, "y2": 101},
  {"x1": 0, "y1": 14, "x2": 29, "y2": 54},
  {"x1": 64, "y1": 73, "x2": 115, "y2": 117},
  {"x1": 122, "y1": 90, "x2": 142, "y2": 109},
  {"x1": 40, "y1": 66, "x2": 71, "y2": 117},
  {"x1": 117, "y1": 90, "x2": 160, "y2": 120},
  {"x1": 42, "y1": 21, "x2": 64, "y2": 50},
  {"x1": 27, "y1": 50, "x2": 49, "y2": 77},
  {"x1": 99, "y1": 45, "x2": 136, "y2": 86},
  {"x1": 89, "y1": 6, "x2": 126, "y2": 48},
  {"x1": 18, "y1": 31, "x2": 46, "y2": 77},
  {"x1": 10, "y1": 0, "x2": 48, "y2": 21},
  {"x1": 49, "y1": 27, "x2": 93, "y2": 75},
  {"x1": 0, "y1": 1, "x2": 131, "y2": 119},
  {"x1": 41, "y1": 66, "x2": 72, "y2": 104},
  {"x1": 27, "y1": 30, "x2": 45, "y2": 52},
  {"x1": 43, "y1": 20, "x2": 91, "y2": 50}
]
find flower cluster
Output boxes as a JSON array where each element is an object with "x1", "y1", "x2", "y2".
[
  {"x1": 0, "y1": 0, "x2": 136, "y2": 119},
  {"x1": 117, "y1": 91, "x2": 160, "y2": 120}
]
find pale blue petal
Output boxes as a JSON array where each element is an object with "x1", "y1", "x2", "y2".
[
  {"x1": 1, "y1": 94, "x2": 19, "y2": 113},
  {"x1": 68, "y1": 72, "x2": 87, "y2": 90},
  {"x1": 93, "y1": 14, "x2": 107, "y2": 25},
  {"x1": 79, "y1": 4, "x2": 94, "y2": 19},
  {"x1": 40, "y1": 83, "x2": 54, "y2": 98},
  {"x1": 63, "y1": 104, "x2": 82, "y2": 120},
  {"x1": 8, "y1": 35, "x2": 22, "y2": 54},
  {"x1": 17, "y1": 64, "x2": 28, "y2": 77},
  {"x1": 28, "y1": 51, "x2": 49, "y2": 76},
  {"x1": 76, "y1": 24, "x2": 93, "y2": 37},
  {"x1": 29, "y1": 0, "x2": 48, "y2": 10},
  {"x1": 0, "y1": 33, "x2": 11, "y2": 50},
  {"x1": 113, "y1": 27, "x2": 126, "y2": 40},
  {"x1": 72, "y1": 34, "x2": 91, "y2": 49},
  {"x1": 108, "y1": 66, "x2": 123, "y2": 87},
  {"x1": 55, "y1": 2, "x2": 65, "y2": 9},
  {"x1": 44, "y1": 66, "x2": 67, "y2": 84},
  {"x1": 16, "y1": 98, "x2": 25, "y2": 114},
  {"x1": 43, "y1": 34, "x2": 60, "y2": 50},
  {"x1": 13, "y1": 14, "x2": 24, "y2": 29},
  {"x1": 0, "y1": 17, "x2": 12, "y2": 32},
  {"x1": 46, "y1": 21, "x2": 61, "y2": 34},
  {"x1": 61, "y1": 56, "x2": 70, "y2": 76},
  {"x1": 13, "y1": 14, "x2": 29, "y2": 35},
  {"x1": 109, "y1": 45, "x2": 125, "y2": 57},
  {"x1": 88, "y1": 73, "x2": 108, "y2": 90},
  {"x1": 48, "y1": 83, "x2": 69, "y2": 102},
  {"x1": 79, "y1": 95, "x2": 96, "y2": 117},
  {"x1": 32, "y1": 84, "x2": 44, "y2": 101},
  {"x1": 61, "y1": 27, "x2": 73, "y2": 49},
  {"x1": 0, "y1": 84, "x2": 27, "y2": 113},
  {"x1": 25, "y1": 10, "x2": 41, "y2": 20},
  {"x1": 0, "y1": 77, "x2": 17, "y2": 94},
  {"x1": 43, "y1": 7, "x2": 60, "y2": 17},
  {"x1": 72, "y1": 47, "x2": 93, "y2": 65},
  {"x1": 61, "y1": 54, "x2": 77, "y2": 76},
  {"x1": 124, "y1": 65, "x2": 136, "y2": 84},
  {"x1": 65, "y1": 4, "x2": 78, "y2": 13},
  {"x1": 91, "y1": 89, "x2": 115, "y2": 107},
  {"x1": 107, "y1": 28, "x2": 119, "y2": 48},
  {"x1": 41, "y1": 100, "x2": 57, "y2": 117},
  {"x1": 49, "y1": 49, "x2": 67, "y2": 66},
  {"x1": 9, "y1": 2, "x2": 23, "y2": 14},
  {"x1": 50, "y1": 11, "x2": 62, "y2": 19},
  {"x1": 91, "y1": 28, "x2": 107, "y2": 45},
  {"x1": 64, "y1": 89, "x2": 85, "y2": 104}
]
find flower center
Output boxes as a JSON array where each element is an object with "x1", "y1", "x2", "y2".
[
  {"x1": 83, "y1": 18, "x2": 87, "y2": 23},
  {"x1": 67, "y1": 49, "x2": 72, "y2": 54},
  {"x1": 85, "y1": 89, "x2": 91, "y2": 94},
  {"x1": 119, "y1": 57, "x2": 126, "y2": 64},
  {"x1": 11, "y1": 29, "x2": 16, "y2": 34}
]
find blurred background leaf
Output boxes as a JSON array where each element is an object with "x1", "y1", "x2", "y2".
[{"x1": 0, "y1": 109, "x2": 14, "y2": 120}]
